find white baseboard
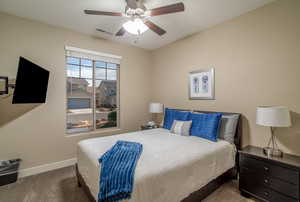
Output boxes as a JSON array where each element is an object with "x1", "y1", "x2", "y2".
[{"x1": 18, "y1": 158, "x2": 77, "y2": 178}]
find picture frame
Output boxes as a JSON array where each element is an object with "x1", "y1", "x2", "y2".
[
  {"x1": 0, "y1": 76, "x2": 8, "y2": 95},
  {"x1": 188, "y1": 68, "x2": 215, "y2": 100}
]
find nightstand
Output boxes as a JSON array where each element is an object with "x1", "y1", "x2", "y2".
[
  {"x1": 239, "y1": 146, "x2": 300, "y2": 202},
  {"x1": 140, "y1": 125, "x2": 158, "y2": 130}
]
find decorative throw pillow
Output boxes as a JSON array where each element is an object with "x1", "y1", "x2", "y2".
[
  {"x1": 189, "y1": 112, "x2": 222, "y2": 142},
  {"x1": 218, "y1": 114, "x2": 240, "y2": 144},
  {"x1": 170, "y1": 120, "x2": 192, "y2": 136},
  {"x1": 163, "y1": 109, "x2": 190, "y2": 130}
]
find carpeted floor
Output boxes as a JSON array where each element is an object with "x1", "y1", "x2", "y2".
[{"x1": 0, "y1": 166, "x2": 256, "y2": 202}]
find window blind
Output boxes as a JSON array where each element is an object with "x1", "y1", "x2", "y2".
[{"x1": 65, "y1": 46, "x2": 121, "y2": 64}]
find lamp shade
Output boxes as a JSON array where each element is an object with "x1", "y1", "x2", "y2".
[
  {"x1": 149, "y1": 103, "x2": 163, "y2": 113},
  {"x1": 256, "y1": 106, "x2": 291, "y2": 127}
]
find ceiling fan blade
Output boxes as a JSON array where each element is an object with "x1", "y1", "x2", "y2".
[
  {"x1": 148, "y1": 3, "x2": 184, "y2": 16},
  {"x1": 144, "y1": 20, "x2": 166, "y2": 36},
  {"x1": 115, "y1": 27, "x2": 126, "y2": 36},
  {"x1": 96, "y1": 28, "x2": 113, "y2": 35},
  {"x1": 84, "y1": 10, "x2": 123, "y2": 16},
  {"x1": 126, "y1": 0, "x2": 138, "y2": 9}
]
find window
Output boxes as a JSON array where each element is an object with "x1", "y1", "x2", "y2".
[{"x1": 65, "y1": 46, "x2": 121, "y2": 134}]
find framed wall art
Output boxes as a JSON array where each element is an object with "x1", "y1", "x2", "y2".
[{"x1": 189, "y1": 68, "x2": 215, "y2": 100}]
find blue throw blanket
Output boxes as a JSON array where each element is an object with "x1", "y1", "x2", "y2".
[{"x1": 98, "y1": 141, "x2": 143, "y2": 202}]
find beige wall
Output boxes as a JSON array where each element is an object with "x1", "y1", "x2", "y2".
[
  {"x1": 151, "y1": 0, "x2": 300, "y2": 155},
  {"x1": 0, "y1": 12, "x2": 152, "y2": 169}
]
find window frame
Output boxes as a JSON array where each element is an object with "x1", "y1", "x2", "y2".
[{"x1": 65, "y1": 56, "x2": 120, "y2": 135}]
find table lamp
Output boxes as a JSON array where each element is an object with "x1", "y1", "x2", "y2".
[
  {"x1": 256, "y1": 106, "x2": 291, "y2": 157},
  {"x1": 149, "y1": 103, "x2": 163, "y2": 126}
]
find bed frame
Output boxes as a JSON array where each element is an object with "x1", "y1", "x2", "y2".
[{"x1": 75, "y1": 109, "x2": 242, "y2": 202}]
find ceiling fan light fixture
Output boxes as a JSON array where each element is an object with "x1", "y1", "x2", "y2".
[{"x1": 122, "y1": 18, "x2": 149, "y2": 35}]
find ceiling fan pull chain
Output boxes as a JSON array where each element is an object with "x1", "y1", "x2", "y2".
[{"x1": 134, "y1": 36, "x2": 140, "y2": 44}]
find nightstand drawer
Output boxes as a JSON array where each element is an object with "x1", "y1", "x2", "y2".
[
  {"x1": 240, "y1": 185, "x2": 297, "y2": 202},
  {"x1": 141, "y1": 125, "x2": 158, "y2": 130},
  {"x1": 240, "y1": 168, "x2": 297, "y2": 202},
  {"x1": 240, "y1": 167, "x2": 299, "y2": 199},
  {"x1": 240, "y1": 155, "x2": 299, "y2": 185}
]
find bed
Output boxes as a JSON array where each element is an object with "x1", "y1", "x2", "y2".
[{"x1": 76, "y1": 110, "x2": 242, "y2": 202}]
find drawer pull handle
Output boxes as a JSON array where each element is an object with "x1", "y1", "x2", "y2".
[{"x1": 264, "y1": 167, "x2": 269, "y2": 171}]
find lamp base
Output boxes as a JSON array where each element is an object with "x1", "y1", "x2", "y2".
[{"x1": 263, "y1": 147, "x2": 283, "y2": 157}]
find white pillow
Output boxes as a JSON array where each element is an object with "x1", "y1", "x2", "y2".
[{"x1": 170, "y1": 120, "x2": 192, "y2": 136}]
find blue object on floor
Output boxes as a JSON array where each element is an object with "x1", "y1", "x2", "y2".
[{"x1": 98, "y1": 141, "x2": 143, "y2": 202}]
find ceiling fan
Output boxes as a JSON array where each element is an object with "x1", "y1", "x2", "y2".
[{"x1": 84, "y1": 0, "x2": 185, "y2": 37}]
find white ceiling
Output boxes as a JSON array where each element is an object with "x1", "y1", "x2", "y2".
[{"x1": 0, "y1": 0, "x2": 274, "y2": 50}]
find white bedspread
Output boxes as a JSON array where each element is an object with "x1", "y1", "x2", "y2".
[{"x1": 77, "y1": 128, "x2": 236, "y2": 202}]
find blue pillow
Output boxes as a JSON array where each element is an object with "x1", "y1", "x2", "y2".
[
  {"x1": 163, "y1": 109, "x2": 190, "y2": 130},
  {"x1": 189, "y1": 112, "x2": 222, "y2": 142}
]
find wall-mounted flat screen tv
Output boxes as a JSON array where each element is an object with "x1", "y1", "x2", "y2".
[{"x1": 12, "y1": 57, "x2": 50, "y2": 104}]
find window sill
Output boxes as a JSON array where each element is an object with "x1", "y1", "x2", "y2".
[{"x1": 65, "y1": 127, "x2": 121, "y2": 138}]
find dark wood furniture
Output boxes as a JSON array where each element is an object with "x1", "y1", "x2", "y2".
[
  {"x1": 76, "y1": 109, "x2": 242, "y2": 202},
  {"x1": 239, "y1": 145, "x2": 300, "y2": 202},
  {"x1": 140, "y1": 124, "x2": 158, "y2": 130}
]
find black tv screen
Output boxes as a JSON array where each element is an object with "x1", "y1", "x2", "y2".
[{"x1": 12, "y1": 57, "x2": 50, "y2": 104}]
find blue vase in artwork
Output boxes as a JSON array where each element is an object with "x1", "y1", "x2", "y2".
[
  {"x1": 193, "y1": 77, "x2": 200, "y2": 93},
  {"x1": 202, "y1": 75, "x2": 208, "y2": 93}
]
